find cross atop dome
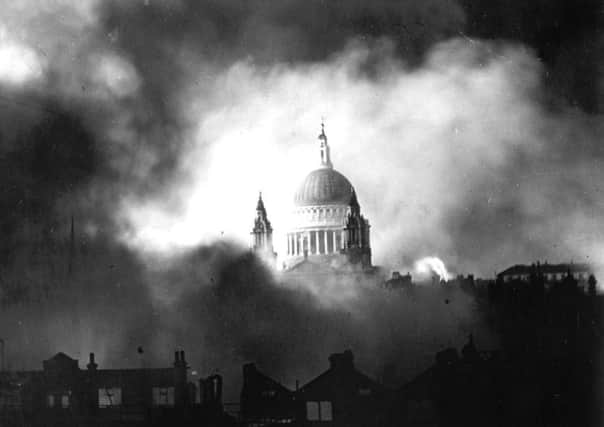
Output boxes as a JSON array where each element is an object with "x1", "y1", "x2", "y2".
[{"x1": 318, "y1": 119, "x2": 333, "y2": 169}]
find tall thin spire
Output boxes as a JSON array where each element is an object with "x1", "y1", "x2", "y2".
[
  {"x1": 318, "y1": 119, "x2": 333, "y2": 169},
  {"x1": 256, "y1": 191, "x2": 266, "y2": 215}
]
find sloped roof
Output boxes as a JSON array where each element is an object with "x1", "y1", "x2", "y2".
[
  {"x1": 299, "y1": 352, "x2": 384, "y2": 397},
  {"x1": 43, "y1": 352, "x2": 79, "y2": 371},
  {"x1": 242, "y1": 363, "x2": 293, "y2": 395},
  {"x1": 498, "y1": 263, "x2": 591, "y2": 276},
  {"x1": 285, "y1": 258, "x2": 341, "y2": 275}
]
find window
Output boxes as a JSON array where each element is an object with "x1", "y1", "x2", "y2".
[
  {"x1": 306, "y1": 401, "x2": 319, "y2": 421},
  {"x1": 0, "y1": 391, "x2": 21, "y2": 408},
  {"x1": 358, "y1": 388, "x2": 372, "y2": 396},
  {"x1": 320, "y1": 401, "x2": 333, "y2": 421},
  {"x1": 306, "y1": 401, "x2": 333, "y2": 421},
  {"x1": 47, "y1": 393, "x2": 70, "y2": 408},
  {"x1": 98, "y1": 388, "x2": 122, "y2": 408},
  {"x1": 152, "y1": 387, "x2": 175, "y2": 407}
]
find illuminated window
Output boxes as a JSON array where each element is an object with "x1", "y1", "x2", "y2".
[
  {"x1": 306, "y1": 401, "x2": 333, "y2": 421},
  {"x1": 306, "y1": 401, "x2": 319, "y2": 421},
  {"x1": 320, "y1": 401, "x2": 333, "y2": 421},
  {"x1": 46, "y1": 395, "x2": 55, "y2": 408},
  {"x1": 98, "y1": 388, "x2": 122, "y2": 408},
  {"x1": 152, "y1": 387, "x2": 175, "y2": 407},
  {"x1": 61, "y1": 394, "x2": 70, "y2": 408}
]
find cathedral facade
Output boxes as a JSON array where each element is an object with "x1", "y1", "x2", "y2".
[{"x1": 251, "y1": 124, "x2": 373, "y2": 274}]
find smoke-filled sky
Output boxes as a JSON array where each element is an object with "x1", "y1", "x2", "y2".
[
  {"x1": 1, "y1": 0, "x2": 603, "y2": 274},
  {"x1": 0, "y1": 0, "x2": 603, "y2": 398}
]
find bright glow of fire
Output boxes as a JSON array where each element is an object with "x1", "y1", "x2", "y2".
[{"x1": 414, "y1": 256, "x2": 450, "y2": 282}]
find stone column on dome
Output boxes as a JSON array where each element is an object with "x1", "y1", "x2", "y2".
[
  {"x1": 332, "y1": 230, "x2": 337, "y2": 253},
  {"x1": 305, "y1": 231, "x2": 311, "y2": 255},
  {"x1": 324, "y1": 230, "x2": 329, "y2": 254},
  {"x1": 312, "y1": 230, "x2": 318, "y2": 254}
]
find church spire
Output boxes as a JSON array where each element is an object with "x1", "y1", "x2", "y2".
[
  {"x1": 256, "y1": 191, "x2": 266, "y2": 215},
  {"x1": 318, "y1": 119, "x2": 333, "y2": 169},
  {"x1": 251, "y1": 192, "x2": 276, "y2": 265}
]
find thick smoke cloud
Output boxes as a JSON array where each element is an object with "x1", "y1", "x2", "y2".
[
  {"x1": 0, "y1": 0, "x2": 602, "y2": 403},
  {"x1": 121, "y1": 38, "x2": 604, "y2": 279},
  {"x1": 137, "y1": 244, "x2": 487, "y2": 399}
]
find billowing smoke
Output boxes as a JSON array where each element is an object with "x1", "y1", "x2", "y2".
[
  {"x1": 136, "y1": 243, "x2": 490, "y2": 397},
  {"x1": 0, "y1": 0, "x2": 602, "y2": 404}
]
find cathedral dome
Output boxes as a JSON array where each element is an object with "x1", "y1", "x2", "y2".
[{"x1": 294, "y1": 168, "x2": 354, "y2": 207}]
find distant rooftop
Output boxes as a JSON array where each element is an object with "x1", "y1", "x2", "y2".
[{"x1": 498, "y1": 262, "x2": 592, "y2": 277}]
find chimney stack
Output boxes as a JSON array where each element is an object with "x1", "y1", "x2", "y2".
[{"x1": 87, "y1": 353, "x2": 98, "y2": 371}]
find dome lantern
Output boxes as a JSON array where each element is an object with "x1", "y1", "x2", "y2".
[{"x1": 318, "y1": 120, "x2": 333, "y2": 169}]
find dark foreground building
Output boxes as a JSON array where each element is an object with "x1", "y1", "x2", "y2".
[
  {"x1": 0, "y1": 351, "x2": 234, "y2": 427},
  {"x1": 240, "y1": 350, "x2": 391, "y2": 427}
]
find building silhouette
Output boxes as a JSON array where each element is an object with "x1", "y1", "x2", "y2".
[
  {"x1": 0, "y1": 351, "x2": 234, "y2": 427},
  {"x1": 497, "y1": 262, "x2": 592, "y2": 291},
  {"x1": 240, "y1": 350, "x2": 390, "y2": 427}
]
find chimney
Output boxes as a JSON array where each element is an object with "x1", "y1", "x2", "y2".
[
  {"x1": 174, "y1": 351, "x2": 180, "y2": 367},
  {"x1": 328, "y1": 350, "x2": 354, "y2": 370},
  {"x1": 180, "y1": 350, "x2": 186, "y2": 367},
  {"x1": 87, "y1": 353, "x2": 98, "y2": 371},
  {"x1": 242, "y1": 363, "x2": 256, "y2": 381}
]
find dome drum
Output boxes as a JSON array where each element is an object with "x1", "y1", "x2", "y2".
[{"x1": 292, "y1": 205, "x2": 349, "y2": 229}]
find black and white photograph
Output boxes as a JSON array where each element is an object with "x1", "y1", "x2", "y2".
[{"x1": 0, "y1": 1, "x2": 603, "y2": 426}]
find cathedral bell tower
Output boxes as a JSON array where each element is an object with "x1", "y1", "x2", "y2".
[
  {"x1": 250, "y1": 193, "x2": 277, "y2": 265},
  {"x1": 342, "y1": 189, "x2": 372, "y2": 268}
]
